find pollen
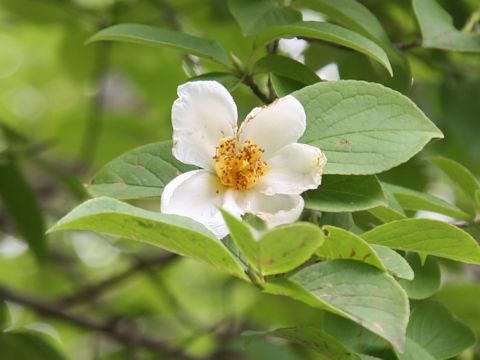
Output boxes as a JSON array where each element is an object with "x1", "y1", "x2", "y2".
[{"x1": 213, "y1": 137, "x2": 269, "y2": 190}]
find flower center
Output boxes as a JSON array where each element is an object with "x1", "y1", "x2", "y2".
[{"x1": 213, "y1": 137, "x2": 269, "y2": 190}]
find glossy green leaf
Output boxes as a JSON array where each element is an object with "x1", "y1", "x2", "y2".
[
  {"x1": 371, "y1": 245, "x2": 413, "y2": 280},
  {"x1": 367, "y1": 206, "x2": 406, "y2": 223},
  {"x1": 413, "y1": 0, "x2": 480, "y2": 52},
  {"x1": 189, "y1": 72, "x2": 242, "y2": 91},
  {"x1": 0, "y1": 158, "x2": 45, "y2": 258},
  {"x1": 427, "y1": 156, "x2": 480, "y2": 204},
  {"x1": 87, "y1": 24, "x2": 231, "y2": 66},
  {"x1": 219, "y1": 208, "x2": 259, "y2": 272},
  {"x1": 398, "y1": 253, "x2": 440, "y2": 300},
  {"x1": 221, "y1": 211, "x2": 323, "y2": 275},
  {"x1": 319, "y1": 212, "x2": 354, "y2": 231},
  {"x1": 270, "y1": 74, "x2": 305, "y2": 96},
  {"x1": 87, "y1": 141, "x2": 196, "y2": 200},
  {"x1": 259, "y1": 223, "x2": 324, "y2": 275},
  {"x1": 293, "y1": 81, "x2": 443, "y2": 175},
  {"x1": 304, "y1": 175, "x2": 386, "y2": 212},
  {"x1": 0, "y1": 331, "x2": 65, "y2": 360},
  {"x1": 228, "y1": 0, "x2": 301, "y2": 36},
  {"x1": 299, "y1": 0, "x2": 390, "y2": 45},
  {"x1": 362, "y1": 219, "x2": 480, "y2": 264},
  {"x1": 254, "y1": 55, "x2": 320, "y2": 85},
  {"x1": 396, "y1": 301, "x2": 476, "y2": 360},
  {"x1": 242, "y1": 327, "x2": 354, "y2": 359},
  {"x1": 298, "y1": 0, "x2": 411, "y2": 93},
  {"x1": 256, "y1": 22, "x2": 392, "y2": 76},
  {"x1": 317, "y1": 226, "x2": 386, "y2": 272},
  {"x1": 289, "y1": 260, "x2": 409, "y2": 351},
  {"x1": 48, "y1": 197, "x2": 246, "y2": 279},
  {"x1": 383, "y1": 182, "x2": 471, "y2": 221},
  {"x1": 323, "y1": 313, "x2": 389, "y2": 355}
]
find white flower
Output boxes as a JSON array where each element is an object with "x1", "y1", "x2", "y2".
[
  {"x1": 316, "y1": 62, "x2": 340, "y2": 81},
  {"x1": 161, "y1": 81, "x2": 327, "y2": 238}
]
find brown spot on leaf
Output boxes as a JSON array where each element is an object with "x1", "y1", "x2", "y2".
[
  {"x1": 362, "y1": 253, "x2": 372, "y2": 261},
  {"x1": 131, "y1": 235, "x2": 138, "y2": 240},
  {"x1": 263, "y1": 257, "x2": 275, "y2": 266},
  {"x1": 338, "y1": 254, "x2": 343, "y2": 259},
  {"x1": 373, "y1": 322, "x2": 385, "y2": 333},
  {"x1": 350, "y1": 248, "x2": 356, "y2": 257},
  {"x1": 114, "y1": 182, "x2": 126, "y2": 185},
  {"x1": 138, "y1": 164, "x2": 146, "y2": 169},
  {"x1": 339, "y1": 138, "x2": 350, "y2": 145}
]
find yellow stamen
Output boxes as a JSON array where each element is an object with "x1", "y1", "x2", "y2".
[{"x1": 213, "y1": 137, "x2": 269, "y2": 190}]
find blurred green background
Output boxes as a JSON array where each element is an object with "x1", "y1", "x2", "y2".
[{"x1": 0, "y1": 0, "x2": 479, "y2": 359}]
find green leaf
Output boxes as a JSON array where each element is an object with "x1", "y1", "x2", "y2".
[
  {"x1": 48, "y1": 197, "x2": 246, "y2": 279},
  {"x1": 0, "y1": 158, "x2": 45, "y2": 258},
  {"x1": 383, "y1": 182, "x2": 471, "y2": 221},
  {"x1": 304, "y1": 175, "x2": 386, "y2": 212},
  {"x1": 86, "y1": 24, "x2": 231, "y2": 66},
  {"x1": 293, "y1": 81, "x2": 443, "y2": 175},
  {"x1": 289, "y1": 260, "x2": 409, "y2": 351},
  {"x1": 259, "y1": 223, "x2": 324, "y2": 275},
  {"x1": 242, "y1": 327, "x2": 354, "y2": 359},
  {"x1": 398, "y1": 253, "x2": 440, "y2": 300},
  {"x1": 319, "y1": 212, "x2": 354, "y2": 231},
  {"x1": 370, "y1": 245, "x2": 413, "y2": 280},
  {"x1": 298, "y1": 0, "x2": 391, "y2": 46},
  {"x1": 317, "y1": 226, "x2": 386, "y2": 272},
  {"x1": 412, "y1": 0, "x2": 480, "y2": 52},
  {"x1": 270, "y1": 74, "x2": 305, "y2": 96},
  {"x1": 228, "y1": 0, "x2": 301, "y2": 36},
  {"x1": 254, "y1": 55, "x2": 320, "y2": 85},
  {"x1": 87, "y1": 141, "x2": 196, "y2": 200},
  {"x1": 361, "y1": 219, "x2": 480, "y2": 264},
  {"x1": 189, "y1": 72, "x2": 242, "y2": 91},
  {"x1": 256, "y1": 22, "x2": 392, "y2": 76},
  {"x1": 219, "y1": 208, "x2": 259, "y2": 272},
  {"x1": 476, "y1": 189, "x2": 480, "y2": 208},
  {"x1": 0, "y1": 331, "x2": 65, "y2": 360},
  {"x1": 367, "y1": 206, "x2": 406, "y2": 223},
  {"x1": 426, "y1": 156, "x2": 480, "y2": 205},
  {"x1": 221, "y1": 210, "x2": 323, "y2": 275},
  {"x1": 298, "y1": 0, "x2": 411, "y2": 93},
  {"x1": 323, "y1": 313, "x2": 389, "y2": 355},
  {"x1": 396, "y1": 301, "x2": 476, "y2": 360}
]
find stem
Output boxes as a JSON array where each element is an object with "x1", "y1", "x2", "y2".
[
  {"x1": 0, "y1": 284, "x2": 195, "y2": 360},
  {"x1": 242, "y1": 75, "x2": 273, "y2": 104},
  {"x1": 462, "y1": 8, "x2": 480, "y2": 33},
  {"x1": 394, "y1": 39, "x2": 422, "y2": 50},
  {"x1": 55, "y1": 253, "x2": 178, "y2": 308}
]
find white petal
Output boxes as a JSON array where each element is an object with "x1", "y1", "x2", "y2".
[
  {"x1": 256, "y1": 143, "x2": 327, "y2": 195},
  {"x1": 232, "y1": 190, "x2": 304, "y2": 229},
  {"x1": 161, "y1": 169, "x2": 230, "y2": 238},
  {"x1": 238, "y1": 95, "x2": 306, "y2": 159},
  {"x1": 172, "y1": 81, "x2": 237, "y2": 169},
  {"x1": 278, "y1": 38, "x2": 308, "y2": 63},
  {"x1": 316, "y1": 62, "x2": 340, "y2": 81}
]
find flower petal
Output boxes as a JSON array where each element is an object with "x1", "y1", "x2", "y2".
[
  {"x1": 161, "y1": 169, "x2": 229, "y2": 238},
  {"x1": 232, "y1": 190, "x2": 304, "y2": 228},
  {"x1": 256, "y1": 143, "x2": 327, "y2": 195},
  {"x1": 238, "y1": 95, "x2": 306, "y2": 159},
  {"x1": 172, "y1": 81, "x2": 237, "y2": 169}
]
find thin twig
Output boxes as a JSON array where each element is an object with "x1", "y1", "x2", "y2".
[
  {"x1": 0, "y1": 284, "x2": 195, "y2": 360},
  {"x1": 394, "y1": 39, "x2": 422, "y2": 50},
  {"x1": 55, "y1": 253, "x2": 178, "y2": 309},
  {"x1": 243, "y1": 75, "x2": 273, "y2": 104}
]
